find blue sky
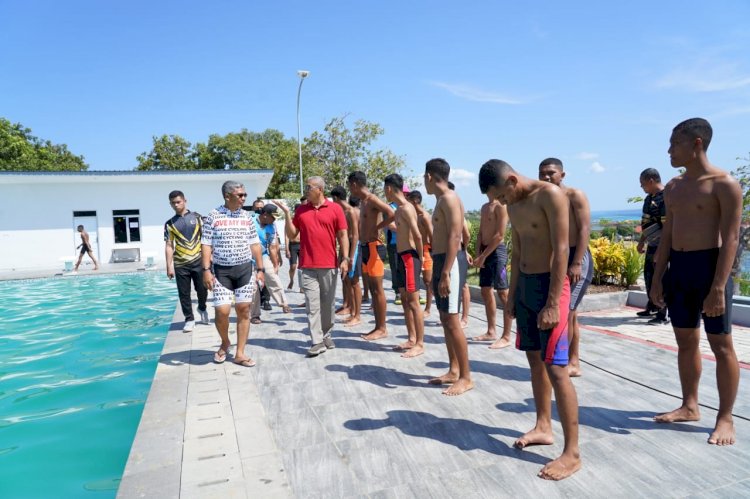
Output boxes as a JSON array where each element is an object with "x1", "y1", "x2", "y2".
[{"x1": 2, "y1": 0, "x2": 749, "y2": 211}]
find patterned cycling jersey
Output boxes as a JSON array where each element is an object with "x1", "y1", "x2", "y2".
[{"x1": 201, "y1": 205, "x2": 260, "y2": 266}]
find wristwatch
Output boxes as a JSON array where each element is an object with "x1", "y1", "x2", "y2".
[
  {"x1": 256, "y1": 268, "x2": 265, "y2": 273},
  {"x1": 203, "y1": 267, "x2": 212, "y2": 272}
]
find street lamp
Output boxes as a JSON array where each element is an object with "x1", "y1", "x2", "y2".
[{"x1": 296, "y1": 70, "x2": 310, "y2": 196}]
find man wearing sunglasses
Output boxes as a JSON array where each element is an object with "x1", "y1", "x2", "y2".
[{"x1": 201, "y1": 181, "x2": 265, "y2": 368}]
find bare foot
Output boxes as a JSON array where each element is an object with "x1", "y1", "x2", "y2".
[
  {"x1": 514, "y1": 428, "x2": 554, "y2": 449},
  {"x1": 393, "y1": 340, "x2": 415, "y2": 351},
  {"x1": 708, "y1": 418, "x2": 736, "y2": 446},
  {"x1": 654, "y1": 406, "x2": 700, "y2": 423},
  {"x1": 489, "y1": 337, "x2": 512, "y2": 349},
  {"x1": 335, "y1": 307, "x2": 351, "y2": 316},
  {"x1": 423, "y1": 308, "x2": 431, "y2": 317},
  {"x1": 402, "y1": 344, "x2": 424, "y2": 358},
  {"x1": 286, "y1": 283, "x2": 293, "y2": 290},
  {"x1": 568, "y1": 364, "x2": 582, "y2": 377},
  {"x1": 343, "y1": 317, "x2": 361, "y2": 327},
  {"x1": 443, "y1": 378, "x2": 474, "y2": 396},
  {"x1": 472, "y1": 332, "x2": 497, "y2": 342},
  {"x1": 361, "y1": 329, "x2": 388, "y2": 341},
  {"x1": 538, "y1": 454, "x2": 582, "y2": 480},
  {"x1": 460, "y1": 318, "x2": 469, "y2": 328},
  {"x1": 428, "y1": 372, "x2": 459, "y2": 385}
]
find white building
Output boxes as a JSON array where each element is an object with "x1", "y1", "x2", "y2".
[{"x1": 0, "y1": 170, "x2": 274, "y2": 272}]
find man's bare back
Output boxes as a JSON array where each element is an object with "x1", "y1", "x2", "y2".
[
  {"x1": 395, "y1": 202, "x2": 419, "y2": 253},
  {"x1": 432, "y1": 191, "x2": 462, "y2": 255},
  {"x1": 479, "y1": 200, "x2": 508, "y2": 248}
]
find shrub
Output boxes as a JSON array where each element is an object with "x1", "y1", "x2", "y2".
[
  {"x1": 589, "y1": 237, "x2": 626, "y2": 285},
  {"x1": 620, "y1": 244, "x2": 644, "y2": 287}
]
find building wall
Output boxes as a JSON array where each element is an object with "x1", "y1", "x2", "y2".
[{"x1": 0, "y1": 172, "x2": 273, "y2": 272}]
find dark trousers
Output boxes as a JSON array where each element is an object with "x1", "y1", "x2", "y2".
[
  {"x1": 644, "y1": 247, "x2": 667, "y2": 320},
  {"x1": 176, "y1": 261, "x2": 208, "y2": 321},
  {"x1": 387, "y1": 243, "x2": 398, "y2": 292}
]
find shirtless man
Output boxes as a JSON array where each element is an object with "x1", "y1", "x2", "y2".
[
  {"x1": 479, "y1": 159, "x2": 580, "y2": 480},
  {"x1": 424, "y1": 159, "x2": 473, "y2": 395},
  {"x1": 538, "y1": 158, "x2": 593, "y2": 376},
  {"x1": 650, "y1": 118, "x2": 741, "y2": 446},
  {"x1": 347, "y1": 171, "x2": 395, "y2": 341},
  {"x1": 74, "y1": 225, "x2": 99, "y2": 271},
  {"x1": 384, "y1": 174, "x2": 425, "y2": 358},
  {"x1": 331, "y1": 187, "x2": 363, "y2": 326},
  {"x1": 471, "y1": 193, "x2": 512, "y2": 349},
  {"x1": 407, "y1": 190, "x2": 434, "y2": 316}
]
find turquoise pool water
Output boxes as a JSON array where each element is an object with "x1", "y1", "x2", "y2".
[{"x1": 0, "y1": 273, "x2": 177, "y2": 498}]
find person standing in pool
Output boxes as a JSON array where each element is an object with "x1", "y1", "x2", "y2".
[
  {"x1": 424, "y1": 158, "x2": 473, "y2": 396},
  {"x1": 74, "y1": 225, "x2": 99, "y2": 271},
  {"x1": 650, "y1": 118, "x2": 741, "y2": 446},
  {"x1": 538, "y1": 158, "x2": 593, "y2": 377},
  {"x1": 201, "y1": 180, "x2": 265, "y2": 368},
  {"x1": 480, "y1": 158, "x2": 580, "y2": 480},
  {"x1": 164, "y1": 190, "x2": 208, "y2": 333}
]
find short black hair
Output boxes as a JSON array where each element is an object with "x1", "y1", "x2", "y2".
[
  {"x1": 383, "y1": 173, "x2": 404, "y2": 190},
  {"x1": 330, "y1": 186, "x2": 348, "y2": 201},
  {"x1": 252, "y1": 198, "x2": 264, "y2": 207},
  {"x1": 539, "y1": 157, "x2": 563, "y2": 170},
  {"x1": 347, "y1": 171, "x2": 367, "y2": 186},
  {"x1": 425, "y1": 158, "x2": 450, "y2": 182},
  {"x1": 407, "y1": 190, "x2": 422, "y2": 203},
  {"x1": 479, "y1": 159, "x2": 515, "y2": 194},
  {"x1": 673, "y1": 117, "x2": 712, "y2": 150},
  {"x1": 168, "y1": 190, "x2": 184, "y2": 200},
  {"x1": 640, "y1": 168, "x2": 661, "y2": 183},
  {"x1": 447, "y1": 181, "x2": 455, "y2": 191},
  {"x1": 349, "y1": 196, "x2": 361, "y2": 207}
]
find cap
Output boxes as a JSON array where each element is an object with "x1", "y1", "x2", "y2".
[
  {"x1": 261, "y1": 204, "x2": 278, "y2": 215},
  {"x1": 402, "y1": 184, "x2": 410, "y2": 193}
]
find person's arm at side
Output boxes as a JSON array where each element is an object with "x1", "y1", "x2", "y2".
[
  {"x1": 372, "y1": 197, "x2": 396, "y2": 231},
  {"x1": 651, "y1": 185, "x2": 674, "y2": 308},
  {"x1": 569, "y1": 189, "x2": 591, "y2": 283},
  {"x1": 349, "y1": 211, "x2": 360, "y2": 261},
  {"x1": 506, "y1": 224, "x2": 520, "y2": 318},
  {"x1": 408, "y1": 208, "x2": 423, "y2": 258},
  {"x1": 539, "y1": 187, "x2": 570, "y2": 329},
  {"x1": 474, "y1": 205, "x2": 504, "y2": 268},
  {"x1": 251, "y1": 242, "x2": 266, "y2": 287},
  {"x1": 165, "y1": 240, "x2": 175, "y2": 279},
  {"x1": 423, "y1": 211, "x2": 434, "y2": 247},
  {"x1": 439, "y1": 196, "x2": 463, "y2": 297},
  {"x1": 704, "y1": 177, "x2": 743, "y2": 316},
  {"x1": 201, "y1": 214, "x2": 214, "y2": 290},
  {"x1": 337, "y1": 229, "x2": 350, "y2": 274}
]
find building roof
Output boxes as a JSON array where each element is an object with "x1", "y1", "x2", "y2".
[{"x1": 0, "y1": 169, "x2": 275, "y2": 185}]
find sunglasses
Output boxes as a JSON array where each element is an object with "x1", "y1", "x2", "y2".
[{"x1": 234, "y1": 193, "x2": 248, "y2": 198}]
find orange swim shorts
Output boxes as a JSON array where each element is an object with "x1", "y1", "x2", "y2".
[
  {"x1": 422, "y1": 244, "x2": 433, "y2": 271},
  {"x1": 362, "y1": 241, "x2": 386, "y2": 277}
]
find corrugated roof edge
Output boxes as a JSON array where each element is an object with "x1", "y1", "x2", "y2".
[{"x1": 0, "y1": 169, "x2": 274, "y2": 176}]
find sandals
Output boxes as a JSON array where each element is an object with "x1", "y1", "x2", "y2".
[
  {"x1": 213, "y1": 347, "x2": 228, "y2": 364},
  {"x1": 233, "y1": 357, "x2": 256, "y2": 368},
  {"x1": 251, "y1": 317, "x2": 262, "y2": 325}
]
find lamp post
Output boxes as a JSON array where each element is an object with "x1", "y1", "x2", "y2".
[{"x1": 296, "y1": 70, "x2": 310, "y2": 196}]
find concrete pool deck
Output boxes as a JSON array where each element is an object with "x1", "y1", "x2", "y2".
[{"x1": 111, "y1": 266, "x2": 750, "y2": 498}]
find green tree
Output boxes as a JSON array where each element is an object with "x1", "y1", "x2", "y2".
[
  {"x1": 304, "y1": 115, "x2": 406, "y2": 195},
  {"x1": 732, "y1": 153, "x2": 750, "y2": 293},
  {"x1": 0, "y1": 117, "x2": 87, "y2": 171},
  {"x1": 135, "y1": 134, "x2": 197, "y2": 170}
]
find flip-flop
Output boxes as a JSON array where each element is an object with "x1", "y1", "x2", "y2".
[
  {"x1": 233, "y1": 357, "x2": 256, "y2": 368},
  {"x1": 213, "y1": 348, "x2": 228, "y2": 364}
]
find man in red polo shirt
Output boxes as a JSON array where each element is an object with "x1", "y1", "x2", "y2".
[{"x1": 276, "y1": 176, "x2": 350, "y2": 356}]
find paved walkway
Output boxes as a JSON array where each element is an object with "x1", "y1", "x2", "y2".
[{"x1": 119, "y1": 271, "x2": 750, "y2": 498}]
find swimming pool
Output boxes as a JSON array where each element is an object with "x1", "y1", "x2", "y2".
[{"x1": 0, "y1": 273, "x2": 177, "y2": 498}]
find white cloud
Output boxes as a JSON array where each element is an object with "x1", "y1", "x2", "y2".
[
  {"x1": 430, "y1": 81, "x2": 526, "y2": 105},
  {"x1": 588, "y1": 161, "x2": 606, "y2": 173},
  {"x1": 575, "y1": 152, "x2": 599, "y2": 160},
  {"x1": 656, "y1": 60, "x2": 750, "y2": 93},
  {"x1": 450, "y1": 168, "x2": 477, "y2": 187}
]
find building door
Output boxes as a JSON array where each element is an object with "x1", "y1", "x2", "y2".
[{"x1": 72, "y1": 211, "x2": 100, "y2": 262}]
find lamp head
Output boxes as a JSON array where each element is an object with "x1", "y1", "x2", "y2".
[{"x1": 297, "y1": 70, "x2": 310, "y2": 78}]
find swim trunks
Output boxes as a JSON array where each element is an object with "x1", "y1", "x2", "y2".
[
  {"x1": 479, "y1": 243, "x2": 509, "y2": 290},
  {"x1": 211, "y1": 262, "x2": 256, "y2": 306},
  {"x1": 347, "y1": 244, "x2": 361, "y2": 280},
  {"x1": 394, "y1": 249, "x2": 422, "y2": 293},
  {"x1": 432, "y1": 252, "x2": 467, "y2": 314},
  {"x1": 568, "y1": 246, "x2": 593, "y2": 310},
  {"x1": 288, "y1": 242, "x2": 300, "y2": 266},
  {"x1": 514, "y1": 272, "x2": 571, "y2": 366},
  {"x1": 667, "y1": 248, "x2": 732, "y2": 334},
  {"x1": 79, "y1": 243, "x2": 91, "y2": 255},
  {"x1": 422, "y1": 244, "x2": 433, "y2": 271},
  {"x1": 361, "y1": 241, "x2": 386, "y2": 277}
]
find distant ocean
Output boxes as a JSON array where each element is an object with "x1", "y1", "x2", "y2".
[{"x1": 590, "y1": 209, "x2": 641, "y2": 224}]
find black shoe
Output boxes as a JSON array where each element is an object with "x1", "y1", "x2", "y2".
[
  {"x1": 262, "y1": 301, "x2": 272, "y2": 311},
  {"x1": 647, "y1": 317, "x2": 670, "y2": 325},
  {"x1": 637, "y1": 309, "x2": 656, "y2": 317}
]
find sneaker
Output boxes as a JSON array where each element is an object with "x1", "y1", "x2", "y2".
[
  {"x1": 647, "y1": 317, "x2": 670, "y2": 326},
  {"x1": 262, "y1": 301, "x2": 272, "y2": 311},
  {"x1": 307, "y1": 342, "x2": 327, "y2": 357},
  {"x1": 394, "y1": 297, "x2": 402, "y2": 305},
  {"x1": 419, "y1": 297, "x2": 426, "y2": 305},
  {"x1": 199, "y1": 309, "x2": 210, "y2": 324},
  {"x1": 183, "y1": 320, "x2": 195, "y2": 333},
  {"x1": 323, "y1": 336, "x2": 336, "y2": 349},
  {"x1": 636, "y1": 309, "x2": 656, "y2": 317}
]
